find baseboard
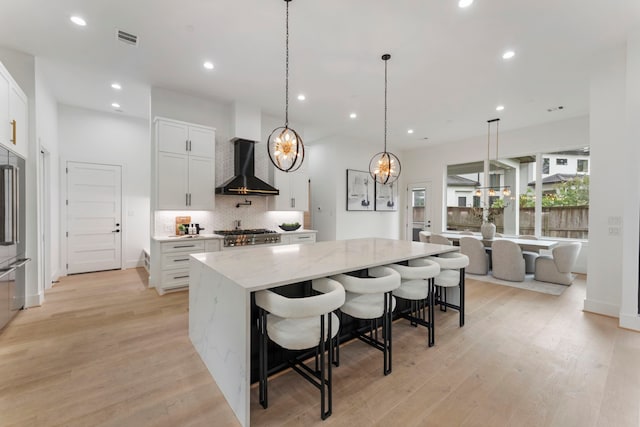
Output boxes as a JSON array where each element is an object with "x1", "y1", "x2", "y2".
[
  {"x1": 26, "y1": 292, "x2": 44, "y2": 308},
  {"x1": 125, "y1": 259, "x2": 144, "y2": 269},
  {"x1": 619, "y1": 313, "x2": 640, "y2": 332},
  {"x1": 583, "y1": 298, "x2": 620, "y2": 318}
]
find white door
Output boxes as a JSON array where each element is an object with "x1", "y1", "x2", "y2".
[
  {"x1": 407, "y1": 182, "x2": 433, "y2": 241},
  {"x1": 66, "y1": 162, "x2": 122, "y2": 274}
]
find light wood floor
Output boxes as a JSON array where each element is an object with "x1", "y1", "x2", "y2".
[{"x1": 1, "y1": 269, "x2": 638, "y2": 427}]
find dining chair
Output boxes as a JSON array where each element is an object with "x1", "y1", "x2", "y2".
[
  {"x1": 430, "y1": 234, "x2": 453, "y2": 246},
  {"x1": 518, "y1": 235, "x2": 540, "y2": 274},
  {"x1": 491, "y1": 240, "x2": 526, "y2": 282},
  {"x1": 460, "y1": 236, "x2": 490, "y2": 275},
  {"x1": 534, "y1": 242, "x2": 581, "y2": 285}
]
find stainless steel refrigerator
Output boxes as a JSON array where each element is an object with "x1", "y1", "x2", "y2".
[{"x1": 0, "y1": 146, "x2": 28, "y2": 331}]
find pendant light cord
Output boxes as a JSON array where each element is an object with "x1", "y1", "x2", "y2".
[
  {"x1": 383, "y1": 55, "x2": 390, "y2": 153},
  {"x1": 284, "y1": 0, "x2": 290, "y2": 127}
]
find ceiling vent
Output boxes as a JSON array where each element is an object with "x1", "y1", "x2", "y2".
[{"x1": 116, "y1": 29, "x2": 138, "y2": 46}]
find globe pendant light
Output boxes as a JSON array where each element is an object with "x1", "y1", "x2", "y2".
[
  {"x1": 267, "y1": 0, "x2": 305, "y2": 172},
  {"x1": 369, "y1": 54, "x2": 401, "y2": 185}
]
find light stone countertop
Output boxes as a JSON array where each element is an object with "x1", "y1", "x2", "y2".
[
  {"x1": 152, "y1": 233, "x2": 224, "y2": 242},
  {"x1": 190, "y1": 237, "x2": 458, "y2": 292}
]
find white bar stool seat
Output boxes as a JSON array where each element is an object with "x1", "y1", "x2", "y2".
[
  {"x1": 255, "y1": 277, "x2": 345, "y2": 420},
  {"x1": 387, "y1": 258, "x2": 441, "y2": 346},
  {"x1": 332, "y1": 266, "x2": 401, "y2": 375},
  {"x1": 427, "y1": 252, "x2": 469, "y2": 327}
]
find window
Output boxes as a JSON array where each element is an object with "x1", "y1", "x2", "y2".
[
  {"x1": 457, "y1": 196, "x2": 466, "y2": 207},
  {"x1": 577, "y1": 159, "x2": 588, "y2": 172},
  {"x1": 542, "y1": 158, "x2": 550, "y2": 174},
  {"x1": 524, "y1": 149, "x2": 590, "y2": 239},
  {"x1": 446, "y1": 162, "x2": 483, "y2": 231},
  {"x1": 473, "y1": 195, "x2": 481, "y2": 208}
]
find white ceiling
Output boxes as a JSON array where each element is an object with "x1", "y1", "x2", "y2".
[{"x1": 0, "y1": 0, "x2": 639, "y2": 149}]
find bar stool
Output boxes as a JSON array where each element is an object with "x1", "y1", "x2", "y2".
[
  {"x1": 255, "y1": 278, "x2": 345, "y2": 420},
  {"x1": 386, "y1": 258, "x2": 441, "y2": 346},
  {"x1": 331, "y1": 266, "x2": 401, "y2": 375},
  {"x1": 427, "y1": 252, "x2": 469, "y2": 327}
]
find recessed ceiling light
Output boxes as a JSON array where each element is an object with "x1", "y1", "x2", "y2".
[
  {"x1": 111, "y1": 102, "x2": 120, "y2": 109},
  {"x1": 349, "y1": 113, "x2": 357, "y2": 119},
  {"x1": 203, "y1": 61, "x2": 214, "y2": 70},
  {"x1": 70, "y1": 16, "x2": 87, "y2": 26},
  {"x1": 407, "y1": 129, "x2": 414, "y2": 134},
  {"x1": 496, "y1": 105, "x2": 505, "y2": 111},
  {"x1": 502, "y1": 50, "x2": 515, "y2": 60},
  {"x1": 297, "y1": 94, "x2": 306, "y2": 101},
  {"x1": 458, "y1": 0, "x2": 474, "y2": 8},
  {"x1": 111, "y1": 83, "x2": 122, "y2": 90}
]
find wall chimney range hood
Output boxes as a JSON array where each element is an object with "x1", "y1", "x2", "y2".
[{"x1": 215, "y1": 138, "x2": 279, "y2": 196}]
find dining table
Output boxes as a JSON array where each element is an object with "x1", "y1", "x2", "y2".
[{"x1": 439, "y1": 232, "x2": 558, "y2": 251}]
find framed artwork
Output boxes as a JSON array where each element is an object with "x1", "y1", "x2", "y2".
[
  {"x1": 375, "y1": 181, "x2": 397, "y2": 211},
  {"x1": 346, "y1": 169, "x2": 374, "y2": 211}
]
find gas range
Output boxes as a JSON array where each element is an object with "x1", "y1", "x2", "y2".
[{"x1": 214, "y1": 229, "x2": 281, "y2": 248}]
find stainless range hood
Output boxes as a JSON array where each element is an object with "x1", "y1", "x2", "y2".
[{"x1": 215, "y1": 138, "x2": 279, "y2": 196}]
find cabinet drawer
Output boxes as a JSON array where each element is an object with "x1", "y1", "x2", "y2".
[
  {"x1": 161, "y1": 241, "x2": 205, "y2": 253},
  {"x1": 160, "y1": 268, "x2": 190, "y2": 287},
  {"x1": 289, "y1": 233, "x2": 316, "y2": 244},
  {"x1": 161, "y1": 253, "x2": 194, "y2": 270}
]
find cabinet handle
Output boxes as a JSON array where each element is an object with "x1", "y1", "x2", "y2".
[
  {"x1": 173, "y1": 275, "x2": 189, "y2": 279},
  {"x1": 186, "y1": 193, "x2": 189, "y2": 206},
  {"x1": 185, "y1": 140, "x2": 189, "y2": 151},
  {"x1": 297, "y1": 236, "x2": 311, "y2": 239},
  {"x1": 291, "y1": 198, "x2": 295, "y2": 208},
  {"x1": 188, "y1": 193, "x2": 192, "y2": 206},
  {"x1": 173, "y1": 244, "x2": 196, "y2": 248},
  {"x1": 174, "y1": 258, "x2": 190, "y2": 262},
  {"x1": 10, "y1": 120, "x2": 16, "y2": 145},
  {"x1": 189, "y1": 140, "x2": 192, "y2": 151}
]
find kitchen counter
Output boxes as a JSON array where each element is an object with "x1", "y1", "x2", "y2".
[
  {"x1": 188, "y1": 238, "x2": 458, "y2": 426},
  {"x1": 151, "y1": 233, "x2": 223, "y2": 242}
]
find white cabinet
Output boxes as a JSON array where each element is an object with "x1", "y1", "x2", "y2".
[
  {"x1": 155, "y1": 118, "x2": 215, "y2": 210},
  {"x1": 0, "y1": 62, "x2": 28, "y2": 158},
  {"x1": 149, "y1": 237, "x2": 223, "y2": 295},
  {"x1": 280, "y1": 232, "x2": 316, "y2": 245},
  {"x1": 268, "y1": 160, "x2": 309, "y2": 211}
]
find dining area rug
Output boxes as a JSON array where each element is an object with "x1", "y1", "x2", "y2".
[{"x1": 467, "y1": 272, "x2": 568, "y2": 296}]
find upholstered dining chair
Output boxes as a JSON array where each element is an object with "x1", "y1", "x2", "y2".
[
  {"x1": 491, "y1": 240, "x2": 526, "y2": 282},
  {"x1": 460, "y1": 230, "x2": 475, "y2": 235},
  {"x1": 255, "y1": 278, "x2": 345, "y2": 420},
  {"x1": 430, "y1": 234, "x2": 453, "y2": 246},
  {"x1": 418, "y1": 231, "x2": 431, "y2": 243},
  {"x1": 534, "y1": 242, "x2": 581, "y2": 285},
  {"x1": 460, "y1": 236, "x2": 490, "y2": 275},
  {"x1": 518, "y1": 235, "x2": 540, "y2": 274},
  {"x1": 331, "y1": 266, "x2": 401, "y2": 375}
]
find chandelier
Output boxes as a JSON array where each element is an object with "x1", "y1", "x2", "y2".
[
  {"x1": 267, "y1": 0, "x2": 305, "y2": 172},
  {"x1": 369, "y1": 54, "x2": 401, "y2": 185}
]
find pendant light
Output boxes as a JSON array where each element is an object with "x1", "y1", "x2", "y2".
[
  {"x1": 267, "y1": 0, "x2": 305, "y2": 173},
  {"x1": 369, "y1": 54, "x2": 401, "y2": 185}
]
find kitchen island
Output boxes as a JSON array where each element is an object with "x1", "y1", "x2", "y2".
[{"x1": 188, "y1": 238, "x2": 458, "y2": 427}]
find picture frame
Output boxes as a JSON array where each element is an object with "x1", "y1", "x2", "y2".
[
  {"x1": 346, "y1": 169, "x2": 374, "y2": 211},
  {"x1": 375, "y1": 181, "x2": 397, "y2": 211}
]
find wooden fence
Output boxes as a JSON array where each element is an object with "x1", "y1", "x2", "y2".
[{"x1": 447, "y1": 206, "x2": 589, "y2": 239}]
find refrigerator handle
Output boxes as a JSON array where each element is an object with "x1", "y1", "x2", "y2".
[{"x1": 12, "y1": 166, "x2": 18, "y2": 244}]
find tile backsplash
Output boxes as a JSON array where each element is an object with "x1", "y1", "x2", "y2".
[{"x1": 153, "y1": 197, "x2": 304, "y2": 236}]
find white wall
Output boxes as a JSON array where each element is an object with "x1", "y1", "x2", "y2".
[
  {"x1": 585, "y1": 45, "x2": 627, "y2": 318},
  {"x1": 620, "y1": 29, "x2": 640, "y2": 331},
  {"x1": 309, "y1": 137, "x2": 401, "y2": 241},
  {"x1": 35, "y1": 58, "x2": 60, "y2": 287},
  {"x1": 58, "y1": 105, "x2": 150, "y2": 270}
]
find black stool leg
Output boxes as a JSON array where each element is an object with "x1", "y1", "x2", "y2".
[
  {"x1": 258, "y1": 308, "x2": 268, "y2": 409},
  {"x1": 459, "y1": 268, "x2": 465, "y2": 327}
]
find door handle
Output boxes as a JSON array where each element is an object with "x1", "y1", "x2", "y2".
[{"x1": 112, "y1": 229, "x2": 120, "y2": 233}]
